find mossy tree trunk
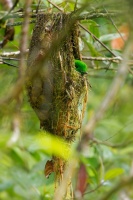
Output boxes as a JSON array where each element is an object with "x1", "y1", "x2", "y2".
[{"x1": 26, "y1": 12, "x2": 88, "y2": 198}]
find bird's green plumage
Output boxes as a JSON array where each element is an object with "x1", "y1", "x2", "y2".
[{"x1": 74, "y1": 59, "x2": 88, "y2": 75}]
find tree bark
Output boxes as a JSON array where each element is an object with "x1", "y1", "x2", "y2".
[{"x1": 26, "y1": 12, "x2": 88, "y2": 198}]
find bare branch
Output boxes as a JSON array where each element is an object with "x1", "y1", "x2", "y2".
[
  {"x1": 0, "y1": 10, "x2": 118, "y2": 20},
  {"x1": 18, "y1": 0, "x2": 32, "y2": 77},
  {"x1": 83, "y1": 56, "x2": 133, "y2": 75},
  {"x1": 74, "y1": 0, "x2": 78, "y2": 11},
  {"x1": 0, "y1": 60, "x2": 18, "y2": 67},
  {"x1": 78, "y1": 11, "x2": 118, "y2": 20},
  {"x1": 7, "y1": 20, "x2": 36, "y2": 26},
  {"x1": 0, "y1": 49, "x2": 29, "y2": 57},
  {"x1": 47, "y1": 0, "x2": 63, "y2": 12},
  {"x1": 82, "y1": 56, "x2": 122, "y2": 63},
  {"x1": 82, "y1": 39, "x2": 132, "y2": 137},
  {"x1": 103, "y1": 7, "x2": 125, "y2": 42},
  {"x1": 79, "y1": 23, "x2": 117, "y2": 57}
]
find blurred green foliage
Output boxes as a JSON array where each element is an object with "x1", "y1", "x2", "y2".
[{"x1": 0, "y1": 0, "x2": 133, "y2": 200}]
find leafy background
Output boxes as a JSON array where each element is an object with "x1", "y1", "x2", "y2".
[{"x1": 0, "y1": 0, "x2": 133, "y2": 200}]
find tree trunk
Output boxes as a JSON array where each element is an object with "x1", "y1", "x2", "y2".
[{"x1": 26, "y1": 12, "x2": 88, "y2": 198}]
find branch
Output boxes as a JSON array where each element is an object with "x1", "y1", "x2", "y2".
[
  {"x1": 0, "y1": 0, "x2": 19, "y2": 21},
  {"x1": 0, "y1": 49, "x2": 29, "y2": 57},
  {"x1": 1, "y1": 1, "x2": 32, "y2": 105},
  {"x1": 7, "y1": 20, "x2": 36, "y2": 26},
  {"x1": 42, "y1": 0, "x2": 118, "y2": 60},
  {"x1": 83, "y1": 56, "x2": 133, "y2": 75},
  {"x1": 91, "y1": 137, "x2": 133, "y2": 148},
  {"x1": 0, "y1": 60, "x2": 18, "y2": 68},
  {"x1": 79, "y1": 23, "x2": 117, "y2": 57},
  {"x1": 82, "y1": 38, "x2": 132, "y2": 137},
  {"x1": 82, "y1": 56, "x2": 122, "y2": 63},
  {"x1": 47, "y1": 0, "x2": 63, "y2": 12},
  {"x1": 88, "y1": 74, "x2": 114, "y2": 79},
  {"x1": 18, "y1": 0, "x2": 32, "y2": 77},
  {"x1": 0, "y1": 11, "x2": 37, "y2": 20},
  {"x1": 103, "y1": 7, "x2": 125, "y2": 42},
  {"x1": 98, "y1": 176, "x2": 133, "y2": 200},
  {"x1": 84, "y1": 182, "x2": 104, "y2": 195},
  {"x1": 0, "y1": 10, "x2": 118, "y2": 21},
  {"x1": 78, "y1": 11, "x2": 118, "y2": 21}
]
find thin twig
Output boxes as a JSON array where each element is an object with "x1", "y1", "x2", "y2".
[
  {"x1": 91, "y1": 137, "x2": 133, "y2": 148},
  {"x1": 128, "y1": 67, "x2": 133, "y2": 75},
  {"x1": 74, "y1": 0, "x2": 78, "y2": 11},
  {"x1": 98, "y1": 176, "x2": 133, "y2": 200},
  {"x1": 7, "y1": 20, "x2": 36, "y2": 26},
  {"x1": 82, "y1": 56, "x2": 122, "y2": 62},
  {"x1": 0, "y1": 10, "x2": 118, "y2": 20},
  {"x1": 104, "y1": 120, "x2": 133, "y2": 142},
  {"x1": 1, "y1": 60, "x2": 18, "y2": 68},
  {"x1": 39, "y1": 0, "x2": 117, "y2": 60},
  {"x1": 84, "y1": 182, "x2": 104, "y2": 195},
  {"x1": 0, "y1": 12, "x2": 37, "y2": 19},
  {"x1": 77, "y1": 11, "x2": 118, "y2": 20},
  {"x1": 8, "y1": 0, "x2": 32, "y2": 146},
  {"x1": 0, "y1": 49, "x2": 29, "y2": 57},
  {"x1": 47, "y1": 0, "x2": 63, "y2": 12},
  {"x1": 89, "y1": 67, "x2": 116, "y2": 71},
  {"x1": 0, "y1": 0, "x2": 19, "y2": 21},
  {"x1": 0, "y1": 56, "x2": 18, "y2": 67},
  {"x1": 83, "y1": 56, "x2": 133, "y2": 75},
  {"x1": 36, "y1": 0, "x2": 42, "y2": 14},
  {"x1": 103, "y1": 7, "x2": 125, "y2": 42},
  {"x1": 65, "y1": 182, "x2": 104, "y2": 199},
  {"x1": 82, "y1": 38, "x2": 132, "y2": 137},
  {"x1": 1, "y1": 57, "x2": 25, "y2": 61},
  {"x1": 79, "y1": 23, "x2": 117, "y2": 57},
  {"x1": 88, "y1": 74, "x2": 114, "y2": 79}
]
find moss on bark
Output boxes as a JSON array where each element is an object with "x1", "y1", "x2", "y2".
[{"x1": 26, "y1": 12, "x2": 88, "y2": 197}]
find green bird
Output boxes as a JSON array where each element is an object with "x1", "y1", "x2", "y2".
[{"x1": 74, "y1": 59, "x2": 88, "y2": 75}]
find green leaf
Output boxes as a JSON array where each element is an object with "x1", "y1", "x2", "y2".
[
  {"x1": 104, "y1": 168, "x2": 125, "y2": 181},
  {"x1": 84, "y1": 39, "x2": 100, "y2": 57},
  {"x1": 89, "y1": 20, "x2": 100, "y2": 39},
  {"x1": 83, "y1": 39, "x2": 101, "y2": 67},
  {"x1": 82, "y1": 20, "x2": 100, "y2": 38}
]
